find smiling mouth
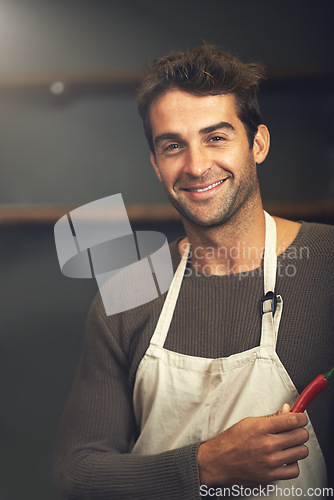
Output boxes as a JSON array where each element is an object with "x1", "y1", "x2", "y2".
[{"x1": 184, "y1": 179, "x2": 225, "y2": 193}]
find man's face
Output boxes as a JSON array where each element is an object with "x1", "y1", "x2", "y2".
[{"x1": 150, "y1": 90, "x2": 268, "y2": 227}]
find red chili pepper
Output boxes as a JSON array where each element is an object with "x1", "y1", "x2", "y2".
[{"x1": 291, "y1": 367, "x2": 334, "y2": 413}]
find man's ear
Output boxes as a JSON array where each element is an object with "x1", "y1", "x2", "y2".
[
  {"x1": 150, "y1": 151, "x2": 162, "y2": 182},
  {"x1": 252, "y1": 124, "x2": 270, "y2": 165}
]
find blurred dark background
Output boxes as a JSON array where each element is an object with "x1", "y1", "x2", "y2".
[{"x1": 0, "y1": 1, "x2": 333, "y2": 498}]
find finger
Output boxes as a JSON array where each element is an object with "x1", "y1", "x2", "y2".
[
  {"x1": 269, "y1": 461, "x2": 300, "y2": 482},
  {"x1": 272, "y1": 427, "x2": 309, "y2": 450},
  {"x1": 273, "y1": 444, "x2": 309, "y2": 469},
  {"x1": 265, "y1": 412, "x2": 308, "y2": 434}
]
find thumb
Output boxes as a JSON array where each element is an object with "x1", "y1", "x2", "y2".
[
  {"x1": 267, "y1": 403, "x2": 291, "y2": 417},
  {"x1": 277, "y1": 403, "x2": 291, "y2": 415}
]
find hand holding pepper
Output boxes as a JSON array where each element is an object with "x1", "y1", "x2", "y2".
[
  {"x1": 197, "y1": 404, "x2": 309, "y2": 487},
  {"x1": 197, "y1": 366, "x2": 334, "y2": 487}
]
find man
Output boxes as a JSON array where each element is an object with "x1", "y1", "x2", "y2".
[{"x1": 55, "y1": 45, "x2": 334, "y2": 499}]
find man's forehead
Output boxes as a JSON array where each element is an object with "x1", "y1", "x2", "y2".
[{"x1": 149, "y1": 90, "x2": 240, "y2": 135}]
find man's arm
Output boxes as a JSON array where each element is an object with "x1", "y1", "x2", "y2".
[{"x1": 54, "y1": 299, "x2": 201, "y2": 500}]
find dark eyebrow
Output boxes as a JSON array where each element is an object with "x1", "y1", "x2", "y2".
[
  {"x1": 199, "y1": 121, "x2": 235, "y2": 135},
  {"x1": 154, "y1": 121, "x2": 235, "y2": 148},
  {"x1": 154, "y1": 132, "x2": 182, "y2": 148}
]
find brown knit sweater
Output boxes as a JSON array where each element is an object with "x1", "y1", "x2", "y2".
[{"x1": 55, "y1": 221, "x2": 334, "y2": 499}]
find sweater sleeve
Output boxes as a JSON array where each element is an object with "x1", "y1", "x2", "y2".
[{"x1": 54, "y1": 297, "x2": 201, "y2": 500}]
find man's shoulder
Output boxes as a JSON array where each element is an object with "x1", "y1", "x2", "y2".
[{"x1": 295, "y1": 221, "x2": 334, "y2": 259}]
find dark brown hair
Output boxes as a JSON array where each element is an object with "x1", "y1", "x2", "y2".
[{"x1": 137, "y1": 44, "x2": 266, "y2": 152}]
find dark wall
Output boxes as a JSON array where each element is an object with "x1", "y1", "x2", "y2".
[{"x1": 0, "y1": 0, "x2": 333, "y2": 206}]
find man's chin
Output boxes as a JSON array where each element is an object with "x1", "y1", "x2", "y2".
[
  {"x1": 174, "y1": 205, "x2": 227, "y2": 228},
  {"x1": 183, "y1": 214, "x2": 227, "y2": 228},
  {"x1": 165, "y1": 194, "x2": 229, "y2": 227}
]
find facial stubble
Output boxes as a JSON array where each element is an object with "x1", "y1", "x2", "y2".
[{"x1": 160, "y1": 154, "x2": 260, "y2": 228}]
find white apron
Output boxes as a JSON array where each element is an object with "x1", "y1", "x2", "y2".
[{"x1": 132, "y1": 212, "x2": 327, "y2": 498}]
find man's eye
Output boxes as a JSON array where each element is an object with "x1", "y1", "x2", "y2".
[
  {"x1": 209, "y1": 136, "x2": 225, "y2": 142},
  {"x1": 164, "y1": 144, "x2": 180, "y2": 152}
]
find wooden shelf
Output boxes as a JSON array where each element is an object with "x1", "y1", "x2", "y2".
[
  {"x1": 0, "y1": 68, "x2": 333, "y2": 93},
  {"x1": 0, "y1": 204, "x2": 180, "y2": 225},
  {"x1": 0, "y1": 201, "x2": 333, "y2": 225},
  {"x1": 0, "y1": 70, "x2": 142, "y2": 90},
  {"x1": 0, "y1": 70, "x2": 142, "y2": 98}
]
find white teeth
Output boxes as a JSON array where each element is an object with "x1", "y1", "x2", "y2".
[{"x1": 189, "y1": 179, "x2": 224, "y2": 193}]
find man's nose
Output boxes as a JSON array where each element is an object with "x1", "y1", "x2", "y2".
[{"x1": 183, "y1": 145, "x2": 212, "y2": 177}]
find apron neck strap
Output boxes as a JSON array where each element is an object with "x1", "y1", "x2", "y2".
[
  {"x1": 150, "y1": 242, "x2": 189, "y2": 348},
  {"x1": 260, "y1": 212, "x2": 282, "y2": 349},
  {"x1": 263, "y1": 211, "x2": 277, "y2": 295}
]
